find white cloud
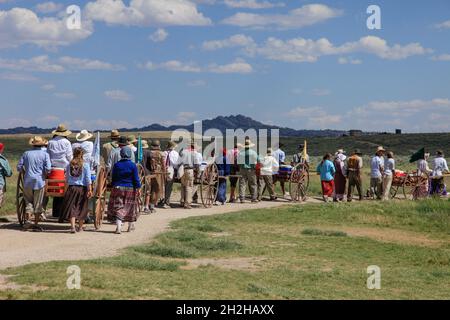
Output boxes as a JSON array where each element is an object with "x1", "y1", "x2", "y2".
[
  {"x1": 0, "y1": 73, "x2": 38, "y2": 82},
  {"x1": 144, "y1": 58, "x2": 253, "y2": 74},
  {"x1": 431, "y1": 54, "x2": 450, "y2": 61},
  {"x1": 202, "y1": 34, "x2": 255, "y2": 50},
  {"x1": 222, "y1": 4, "x2": 342, "y2": 29},
  {"x1": 435, "y1": 20, "x2": 450, "y2": 29},
  {"x1": 0, "y1": 55, "x2": 126, "y2": 73},
  {"x1": 223, "y1": 0, "x2": 285, "y2": 9},
  {"x1": 0, "y1": 118, "x2": 32, "y2": 129},
  {"x1": 67, "y1": 119, "x2": 135, "y2": 131},
  {"x1": 0, "y1": 7, "x2": 93, "y2": 49},
  {"x1": 104, "y1": 89, "x2": 133, "y2": 101},
  {"x1": 311, "y1": 88, "x2": 331, "y2": 96},
  {"x1": 0, "y1": 56, "x2": 65, "y2": 73},
  {"x1": 54, "y1": 92, "x2": 76, "y2": 99},
  {"x1": 245, "y1": 35, "x2": 432, "y2": 63},
  {"x1": 338, "y1": 57, "x2": 362, "y2": 64},
  {"x1": 58, "y1": 56, "x2": 126, "y2": 71},
  {"x1": 35, "y1": 2, "x2": 64, "y2": 14},
  {"x1": 286, "y1": 106, "x2": 342, "y2": 129},
  {"x1": 41, "y1": 84, "x2": 56, "y2": 90},
  {"x1": 84, "y1": 0, "x2": 211, "y2": 27},
  {"x1": 149, "y1": 28, "x2": 169, "y2": 42}
]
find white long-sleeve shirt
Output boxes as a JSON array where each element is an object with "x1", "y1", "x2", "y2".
[
  {"x1": 260, "y1": 155, "x2": 279, "y2": 176},
  {"x1": 47, "y1": 136, "x2": 73, "y2": 169},
  {"x1": 72, "y1": 141, "x2": 94, "y2": 170},
  {"x1": 431, "y1": 157, "x2": 449, "y2": 178},
  {"x1": 164, "y1": 149, "x2": 180, "y2": 169}
]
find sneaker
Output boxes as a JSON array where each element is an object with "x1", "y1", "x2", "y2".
[
  {"x1": 284, "y1": 193, "x2": 290, "y2": 199},
  {"x1": 251, "y1": 199, "x2": 259, "y2": 203},
  {"x1": 127, "y1": 223, "x2": 135, "y2": 232},
  {"x1": 143, "y1": 207, "x2": 150, "y2": 214},
  {"x1": 70, "y1": 228, "x2": 76, "y2": 234},
  {"x1": 115, "y1": 227, "x2": 122, "y2": 234},
  {"x1": 184, "y1": 205, "x2": 192, "y2": 209},
  {"x1": 162, "y1": 203, "x2": 171, "y2": 209}
]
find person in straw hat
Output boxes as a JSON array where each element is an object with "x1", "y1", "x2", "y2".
[
  {"x1": 127, "y1": 135, "x2": 138, "y2": 154},
  {"x1": 430, "y1": 150, "x2": 449, "y2": 196},
  {"x1": 258, "y1": 148, "x2": 279, "y2": 201},
  {"x1": 17, "y1": 136, "x2": 51, "y2": 228},
  {"x1": 237, "y1": 138, "x2": 260, "y2": 203},
  {"x1": 0, "y1": 142, "x2": 13, "y2": 209},
  {"x1": 106, "y1": 136, "x2": 132, "y2": 171},
  {"x1": 369, "y1": 146, "x2": 386, "y2": 200},
  {"x1": 333, "y1": 149, "x2": 347, "y2": 202},
  {"x1": 177, "y1": 141, "x2": 202, "y2": 209},
  {"x1": 102, "y1": 129, "x2": 120, "y2": 165},
  {"x1": 346, "y1": 149, "x2": 363, "y2": 202},
  {"x1": 162, "y1": 141, "x2": 179, "y2": 208},
  {"x1": 72, "y1": 130, "x2": 94, "y2": 171},
  {"x1": 140, "y1": 139, "x2": 152, "y2": 213},
  {"x1": 382, "y1": 151, "x2": 396, "y2": 201},
  {"x1": 143, "y1": 140, "x2": 166, "y2": 213},
  {"x1": 47, "y1": 124, "x2": 73, "y2": 218}
]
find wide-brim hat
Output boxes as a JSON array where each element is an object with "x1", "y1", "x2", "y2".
[
  {"x1": 336, "y1": 149, "x2": 345, "y2": 154},
  {"x1": 141, "y1": 140, "x2": 149, "y2": 149},
  {"x1": 376, "y1": 146, "x2": 386, "y2": 153},
  {"x1": 52, "y1": 124, "x2": 72, "y2": 137},
  {"x1": 118, "y1": 136, "x2": 128, "y2": 146},
  {"x1": 353, "y1": 149, "x2": 363, "y2": 156},
  {"x1": 151, "y1": 140, "x2": 161, "y2": 150},
  {"x1": 127, "y1": 135, "x2": 138, "y2": 144},
  {"x1": 110, "y1": 129, "x2": 120, "y2": 139},
  {"x1": 76, "y1": 130, "x2": 93, "y2": 142},
  {"x1": 29, "y1": 136, "x2": 48, "y2": 147}
]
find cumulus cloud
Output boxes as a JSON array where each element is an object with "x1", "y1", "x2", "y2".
[
  {"x1": 223, "y1": 0, "x2": 285, "y2": 9},
  {"x1": 0, "y1": 73, "x2": 39, "y2": 82},
  {"x1": 104, "y1": 89, "x2": 133, "y2": 101},
  {"x1": 431, "y1": 54, "x2": 450, "y2": 61},
  {"x1": 222, "y1": 4, "x2": 342, "y2": 29},
  {"x1": 435, "y1": 20, "x2": 450, "y2": 29},
  {"x1": 338, "y1": 57, "x2": 362, "y2": 64},
  {"x1": 84, "y1": 0, "x2": 212, "y2": 27},
  {"x1": 0, "y1": 7, "x2": 93, "y2": 49},
  {"x1": 202, "y1": 34, "x2": 255, "y2": 50},
  {"x1": 143, "y1": 58, "x2": 253, "y2": 74},
  {"x1": 58, "y1": 56, "x2": 126, "y2": 71},
  {"x1": 149, "y1": 28, "x2": 169, "y2": 42}
]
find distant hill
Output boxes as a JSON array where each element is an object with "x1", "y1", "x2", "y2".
[{"x1": 0, "y1": 115, "x2": 346, "y2": 137}]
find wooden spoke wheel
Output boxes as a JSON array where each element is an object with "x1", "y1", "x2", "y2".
[
  {"x1": 289, "y1": 164, "x2": 308, "y2": 202},
  {"x1": 200, "y1": 163, "x2": 219, "y2": 208},
  {"x1": 410, "y1": 176, "x2": 429, "y2": 200},
  {"x1": 16, "y1": 170, "x2": 28, "y2": 226},
  {"x1": 93, "y1": 166, "x2": 108, "y2": 230}
]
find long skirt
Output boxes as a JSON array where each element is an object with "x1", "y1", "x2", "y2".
[
  {"x1": 59, "y1": 186, "x2": 89, "y2": 222},
  {"x1": 107, "y1": 187, "x2": 139, "y2": 222},
  {"x1": 216, "y1": 178, "x2": 227, "y2": 204},
  {"x1": 334, "y1": 173, "x2": 346, "y2": 200},
  {"x1": 321, "y1": 180, "x2": 335, "y2": 197}
]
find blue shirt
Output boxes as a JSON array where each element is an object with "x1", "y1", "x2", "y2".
[
  {"x1": 66, "y1": 163, "x2": 92, "y2": 187},
  {"x1": 112, "y1": 159, "x2": 141, "y2": 189},
  {"x1": 216, "y1": 155, "x2": 231, "y2": 176},
  {"x1": 17, "y1": 148, "x2": 52, "y2": 190},
  {"x1": 273, "y1": 149, "x2": 286, "y2": 164},
  {"x1": 316, "y1": 160, "x2": 336, "y2": 181},
  {"x1": 371, "y1": 156, "x2": 384, "y2": 178}
]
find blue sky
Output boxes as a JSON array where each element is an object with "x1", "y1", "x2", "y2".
[{"x1": 0, "y1": 0, "x2": 449, "y2": 132}]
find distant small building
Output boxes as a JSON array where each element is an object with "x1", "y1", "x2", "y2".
[
  {"x1": 395, "y1": 129, "x2": 402, "y2": 135},
  {"x1": 349, "y1": 130, "x2": 363, "y2": 137}
]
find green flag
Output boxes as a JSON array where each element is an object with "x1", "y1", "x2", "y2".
[{"x1": 409, "y1": 147, "x2": 425, "y2": 163}]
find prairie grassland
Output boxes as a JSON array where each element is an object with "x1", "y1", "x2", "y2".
[{"x1": 0, "y1": 200, "x2": 449, "y2": 299}]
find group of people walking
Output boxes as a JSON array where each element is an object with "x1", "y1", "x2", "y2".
[
  {"x1": 316, "y1": 146, "x2": 449, "y2": 202},
  {"x1": 1, "y1": 124, "x2": 449, "y2": 235}
]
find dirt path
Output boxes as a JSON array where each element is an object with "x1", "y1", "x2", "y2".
[{"x1": 0, "y1": 198, "x2": 319, "y2": 270}]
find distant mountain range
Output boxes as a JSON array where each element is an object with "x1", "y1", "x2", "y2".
[{"x1": 0, "y1": 114, "x2": 347, "y2": 137}]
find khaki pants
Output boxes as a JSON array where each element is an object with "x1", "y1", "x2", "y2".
[
  {"x1": 347, "y1": 171, "x2": 363, "y2": 201},
  {"x1": 382, "y1": 175, "x2": 393, "y2": 201},
  {"x1": 259, "y1": 175, "x2": 276, "y2": 199},
  {"x1": 0, "y1": 189, "x2": 4, "y2": 208},
  {"x1": 23, "y1": 187, "x2": 45, "y2": 216},
  {"x1": 181, "y1": 169, "x2": 195, "y2": 207},
  {"x1": 239, "y1": 168, "x2": 257, "y2": 201},
  {"x1": 370, "y1": 177, "x2": 383, "y2": 200}
]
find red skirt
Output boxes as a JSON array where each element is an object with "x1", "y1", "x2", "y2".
[
  {"x1": 321, "y1": 180, "x2": 335, "y2": 197},
  {"x1": 107, "y1": 187, "x2": 139, "y2": 222}
]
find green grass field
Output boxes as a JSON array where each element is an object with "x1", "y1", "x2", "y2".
[{"x1": 1, "y1": 200, "x2": 449, "y2": 299}]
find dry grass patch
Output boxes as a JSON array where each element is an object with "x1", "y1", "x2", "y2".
[{"x1": 180, "y1": 257, "x2": 266, "y2": 272}]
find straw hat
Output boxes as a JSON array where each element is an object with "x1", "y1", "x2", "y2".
[
  {"x1": 76, "y1": 130, "x2": 93, "y2": 142},
  {"x1": 29, "y1": 136, "x2": 48, "y2": 147},
  {"x1": 110, "y1": 130, "x2": 120, "y2": 139},
  {"x1": 336, "y1": 149, "x2": 345, "y2": 154},
  {"x1": 52, "y1": 124, "x2": 72, "y2": 137},
  {"x1": 151, "y1": 140, "x2": 161, "y2": 150},
  {"x1": 376, "y1": 146, "x2": 386, "y2": 153},
  {"x1": 127, "y1": 135, "x2": 137, "y2": 144},
  {"x1": 142, "y1": 140, "x2": 149, "y2": 149},
  {"x1": 353, "y1": 149, "x2": 363, "y2": 156}
]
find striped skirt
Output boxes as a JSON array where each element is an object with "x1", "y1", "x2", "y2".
[
  {"x1": 107, "y1": 187, "x2": 139, "y2": 222},
  {"x1": 59, "y1": 186, "x2": 89, "y2": 222}
]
